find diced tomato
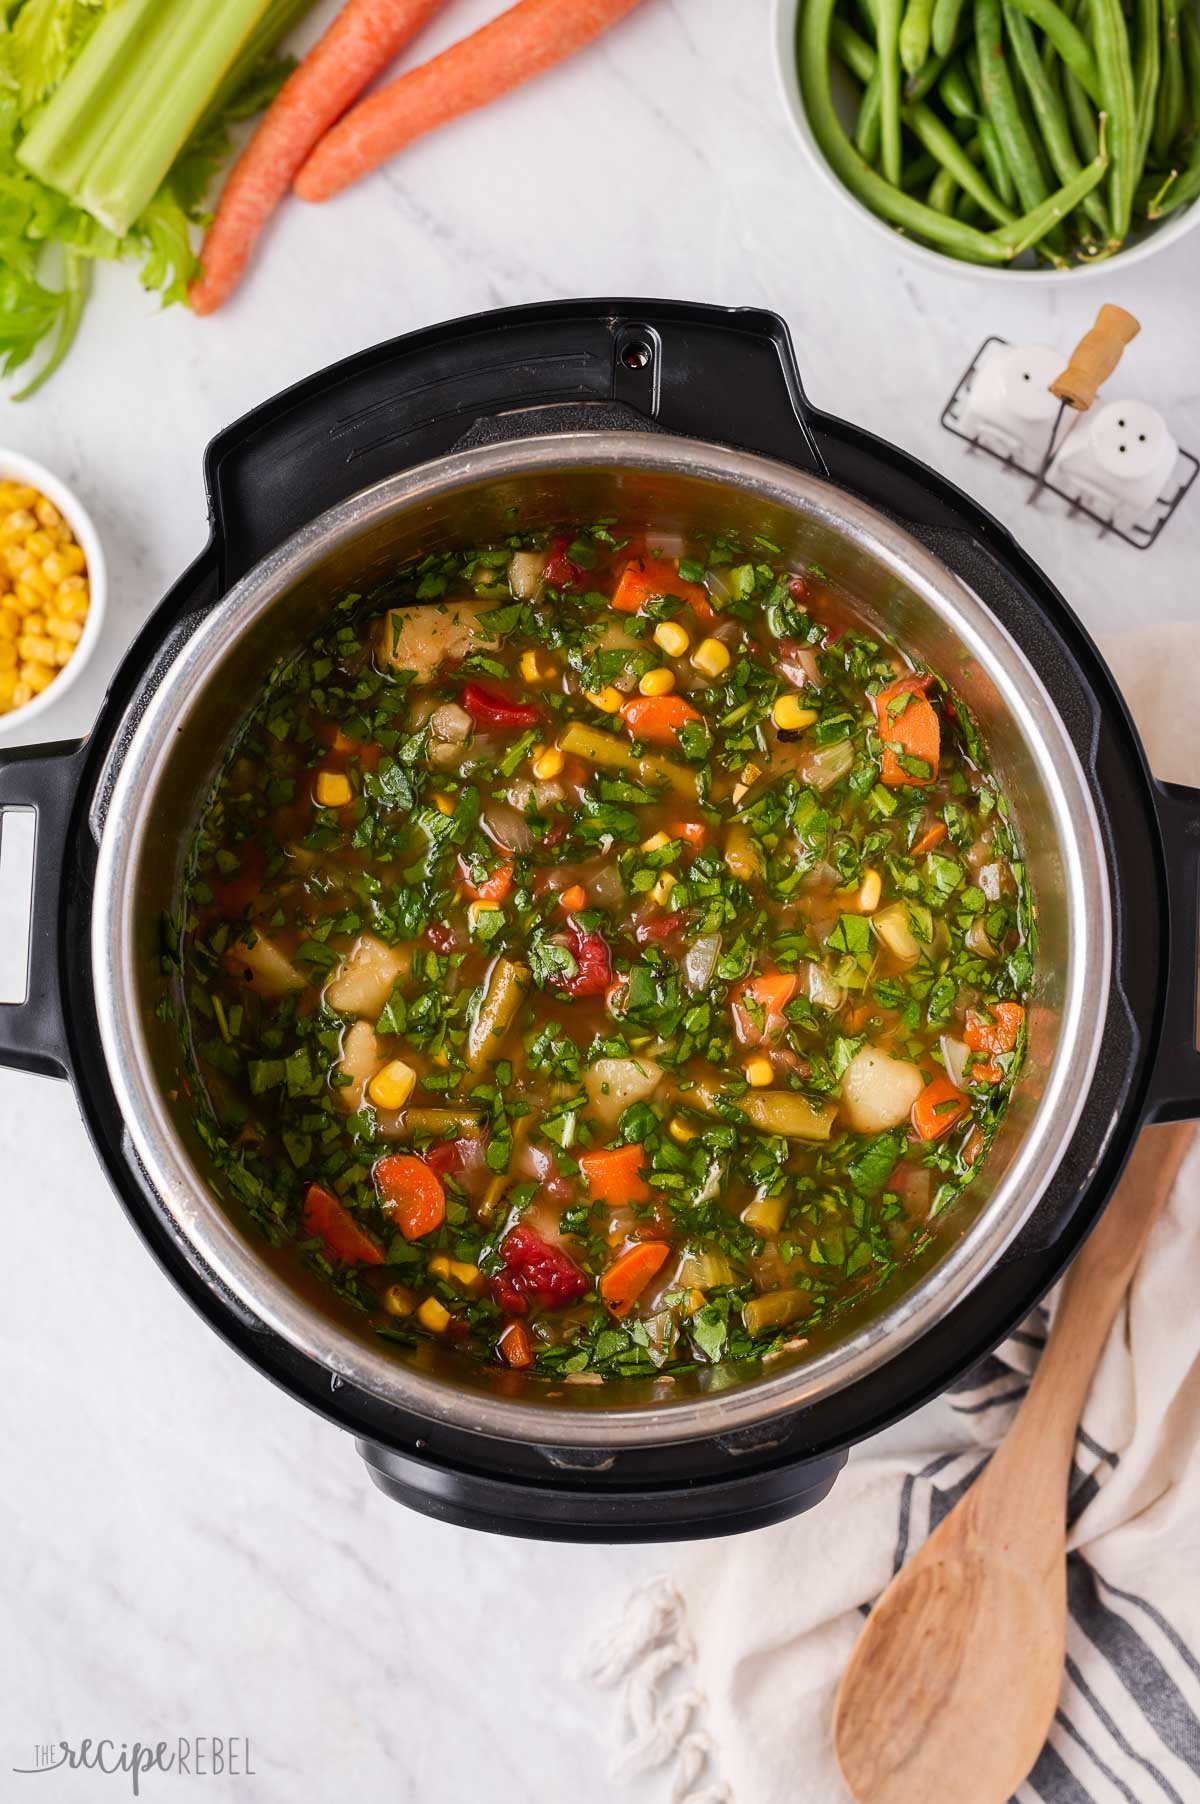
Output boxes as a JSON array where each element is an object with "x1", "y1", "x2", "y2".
[
  {"x1": 489, "y1": 1226, "x2": 590, "y2": 1314},
  {"x1": 788, "y1": 575, "x2": 809, "y2": 602},
  {"x1": 635, "y1": 912, "x2": 682, "y2": 945},
  {"x1": 579, "y1": 1143, "x2": 652, "y2": 1206},
  {"x1": 873, "y1": 673, "x2": 941, "y2": 788},
  {"x1": 458, "y1": 855, "x2": 514, "y2": 903},
  {"x1": 543, "y1": 535, "x2": 582, "y2": 588},
  {"x1": 610, "y1": 555, "x2": 710, "y2": 618},
  {"x1": 373, "y1": 1154, "x2": 446, "y2": 1241},
  {"x1": 620, "y1": 693, "x2": 702, "y2": 745},
  {"x1": 964, "y1": 1002, "x2": 1025, "y2": 1083},
  {"x1": 301, "y1": 1183, "x2": 384, "y2": 1266},
  {"x1": 553, "y1": 923, "x2": 613, "y2": 997},
  {"x1": 912, "y1": 1074, "x2": 970, "y2": 1141},
  {"x1": 599, "y1": 1241, "x2": 671, "y2": 1317},
  {"x1": 427, "y1": 921, "x2": 456, "y2": 952},
  {"x1": 497, "y1": 1320, "x2": 535, "y2": 1368},
  {"x1": 424, "y1": 1135, "x2": 487, "y2": 1178},
  {"x1": 461, "y1": 682, "x2": 539, "y2": 731}
]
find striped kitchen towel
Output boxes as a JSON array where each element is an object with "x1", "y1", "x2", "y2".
[{"x1": 587, "y1": 634, "x2": 1200, "y2": 1804}]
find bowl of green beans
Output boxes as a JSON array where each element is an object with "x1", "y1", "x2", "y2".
[{"x1": 775, "y1": 0, "x2": 1200, "y2": 274}]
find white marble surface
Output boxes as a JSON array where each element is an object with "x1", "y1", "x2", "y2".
[{"x1": 1, "y1": 0, "x2": 1197, "y2": 1797}]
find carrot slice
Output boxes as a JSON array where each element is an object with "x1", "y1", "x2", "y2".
[
  {"x1": 599, "y1": 1241, "x2": 671, "y2": 1317},
  {"x1": 373, "y1": 1153, "x2": 446, "y2": 1240},
  {"x1": 911, "y1": 819, "x2": 947, "y2": 856},
  {"x1": 620, "y1": 693, "x2": 701, "y2": 745},
  {"x1": 579, "y1": 1143, "x2": 652, "y2": 1207},
  {"x1": 609, "y1": 554, "x2": 710, "y2": 617},
  {"x1": 459, "y1": 855, "x2": 514, "y2": 903},
  {"x1": 873, "y1": 673, "x2": 940, "y2": 788},
  {"x1": 964, "y1": 1002, "x2": 1025, "y2": 1083},
  {"x1": 191, "y1": 1, "x2": 449, "y2": 314},
  {"x1": 911, "y1": 1075, "x2": 970, "y2": 1141},
  {"x1": 669, "y1": 819, "x2": 709, "y2": 849},
  {"x1": 744, "y1": 972, "x2": 798, "y2": 1016},
  {"x1": 295, "y1": 0, "x2": 647, "y2": 202},
  {"x1": 559, "y1": 884, "x2": 587, "y2": 912},
  {"x1": 497, "y1": 1320, "x2": 534, "y2": 1369},
  {"x1": 302, "y1": 1182, "x2": 385, "y2": 1265}
]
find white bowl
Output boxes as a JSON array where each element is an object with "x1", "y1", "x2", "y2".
[
  {"x1": 772, "y1": 0, "x2": 1200, "y2": 282},
  {"x1": 0, "y1": 448, "x2": 106, "y2": 739}
]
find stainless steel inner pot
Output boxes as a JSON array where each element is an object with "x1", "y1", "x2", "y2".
[{"x1": 91, "y1": 432, "x2": 1111, "y2": 1448}]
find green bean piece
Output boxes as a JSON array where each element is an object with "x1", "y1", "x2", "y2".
[
  {"x1": 928, "y1": 165, "x2": 960, "y2": 209},
  {"x1": 1132, "y1": 0, "x2": 1161, "y2": 207},
  {"x1": 1147, "y1": 126, "x2": 1200, "y2": 211},
  {"x1": 798, "y1": 0, "x2": 1014, "y2": 259},
  {"x1": 989, "y1": 136, "x2": 1109, "y2": 248},
  {"x1": 978, "y1": 113, "x2": 1020, "y2": 200},
  {"x1": 901, "y1": 0, "x2": 936, "y2": 73},
  {"x1": 975, "y1": 0, "x2": 1053, "y2": 210},
  {"x1": 906, "y1": 41, "x2": 957, "y2": 97},
  {"x1": 857, "y1": 0, "x2": 881, "y2": 30},
  {"x1": 1091, "y1": 0, "x2": 1138, "y2": 240},
  {"x1": 933, "y1": 0, "x2": 967, "y2": 56},
  {"x1": 900, "y1": 148, "x2": 941, "y2": 187},
  {"x1": 939, "y1": 59, "x2": 979, "y2": 114},
  {"x1": 877, "y1": 0, "x2": 905, "y2": 181},
  {"x1": 1004, "y1": 0, "x2": 1103, "y2": 99},
  {"x1": 1004, "y1": 0, "x2": 1111, "y2": 232},
  {"x1": 855, "y1": 67, "x2": 885, "y2": 160},
  {"x1": 1154, "y1": 0, "x2": 1184, "y2": 162},
  {"x1": 1137, "y1": 164, "x2": 1178, "y2": 210},
  {"x1": 832, "y1": 14, "x2": 878, "y2": 80},
  {"x1": 1063, "y1": 59, "x2": 1102, "y2": 159},
  {"x1": 1182, "y1": 7, "x2": 1200, "y2": 127},
  {"x1": 904, "y1": 98, "x2": 1017, "y2": 215}
]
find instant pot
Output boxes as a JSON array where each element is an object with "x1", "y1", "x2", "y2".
[{"x1": 3, "y1": 300, "x2": 1197, "y2": 1542}]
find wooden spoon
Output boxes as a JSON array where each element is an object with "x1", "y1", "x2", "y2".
[{"x1": 834, "y1": 1121, "x2": 1193, "y2": 1804}]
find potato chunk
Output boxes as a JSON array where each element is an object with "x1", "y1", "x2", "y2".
[
  {"x1": 839, "y1": 1045, "x2": 925, "y2": 1133},
  {"x1": 337, "y1": 1020, "x2": 384, "y2": 1112},
  {"x1": 325, "y1": 933, "x2": 410, "y2": 1019},
  {"x1": 378, "y1": 598, "x2": 498, "y2": 683},
  {"x1": 584, "y1": 1056, "x2": 665, "y2": 1126},
  {"x1": 223, "y1": 932, "x2": 303, "y2": 1000}
]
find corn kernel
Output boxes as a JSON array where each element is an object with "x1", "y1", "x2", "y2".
[
  {"x1": 449, "y1": 1260, "x2": 484, "y2": 1297},
  {"x1": 732, "y1": 761, "x2": 763, "y2": 804},
  {"x1": 531, "y1": 745, "x2": 565, "y2": 780},
  {"x1": 585, "y1": 685, "x2": 623, "y2": 713},
  {"x1": 772, "y1": 695, "x2": 819, "y2": 733},
  {"x1": 638, "y1": 666, "x2": 676, "y2": 696},
  {"x1": 34, "y1": 498, "x2": 61, "y2": 532},
  {"x1": 19, "y1": 660, "x2": 54, "y2": 694},
  {"x1": 668, "y1": 1116, "x2": 698, "y2": 1144},
  {"x1": 0, "y1": 673, "x2": 15, "y2": 710},
  {"x1": 1, "y1": 509, "x2": 36, "y2": 543},
  {"x1": 315, "y1": 770, "x2": 352, "y2": 808},
  {"x1": 46, "y1": 616, "x2": 81, "y2": 643},
  {"x1": 520, "y1": 648, "x2": 557, "y2": 684},
  {"x1": 10, "y1": 680, "x2": 33, "y2": 708},
  {"x1": 692, "y1": 636, "x2": 731, "y2": 677},
  {"x1": 417, "y1": 1296, "x2": 451, "y2": 1334},
  {"x1": 744, "y1": 1055, "x2": 775, "y2": 1088},
  {"x1": 650, "y1": 872, "x2": 677, "y2": 907},
  {"x1": 0, "y1": 641, "x2": 15, "y2": 671},
  {"x1": 468, "y1": 899, "x2": 502, "y2": 933},
  {"x1": 16, "y1": 572, "x2": 51, "y2": 608},
  {"x1": 428, "y1": 1254, "x2": 452, "y2": 1280},
  {"x1": 25, "y1": 529, "x2": 55, "y2": 561},
  {"x1": 0, "y1": 604, "x2": 17, "y2": 639},
  {"x1": 17, "y1": 635, "x2": 55, "y2": 664},
  {"x1": 4, "y1": 546, "x2": 32, "y2": 578},
  {"x1": 858, "y1": 868, "x2": 883, "y2": 912},
  {"x1": 382, "y1": 1283, "x2": 416, "y2": 1317},
  {"x1": 431, "y1": 791, "x2": 455, "y2": 815},
  {"x1": 653, "y1": 620, "x2": 690, "y2": 658},
  {"x1": 22, "y1": 613, "x2": 45, "y2": 635},
  {"x1": 367, "y1": 1058, "x2": 417, "y2": 1112},
  {"x1": 640, "y1": 830, "x2": 671, "y2": 853},
  {"x1": 52, "y1": 641, "x2": 74, "y2": 667}
]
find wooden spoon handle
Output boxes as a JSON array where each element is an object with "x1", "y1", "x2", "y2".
[{"x1": 1050, "y1": 304, "x2": 1140, "y2": 411}]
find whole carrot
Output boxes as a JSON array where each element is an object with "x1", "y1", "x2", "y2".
[
  {"x1": 294, "y1": 0, "x2": 647, "y2": 203},
  {"x1": 190, "y1": 0, "x2": 449, "y2": 315}
]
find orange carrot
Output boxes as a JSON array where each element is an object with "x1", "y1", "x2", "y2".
[
  {"x1": 911, "y1": 819, "x2": 947, "y2": 856},
  {"x1": 373, "y1": 1153, "x2": 446, "y2": 1240},
  {"x1": 873, "y1": 673, "x2": 940, "y2": 788},
  {"x1": 599, "y1": 1241, "x2": 671, "y2": 1316},
  {"x1": 620, "y1": 693, "x2": 701, "y2": 746},
  {"x1": 669, "y1": 819, "x2": 709, "y2": 849},
  {"x1": 559, "y1": 883, "x2": 587, "y2": 913},
  {"x1": 302, "y1": 1182, "x2": 384, "y2": 1265},
  {"x1": 743, "y1": 972, "x2": 798, "y2": 1017},
  {"x1": 459, "y1": 855, "x2": 514, "y2": 903},
  {"x1": 497, "y1": 1320, "x2": 534, "y2": 1368},
  {"x1": 578, "y1": 1143, "x2": 651, "y2": 1207},
  {"x1": 609, "y1": 554, "x2": 709, "y2": 618},
  {"x1": 911, "y1": 1075, "x2": 970, "y2": 1141},
  {"x1": 191, "y1": 0, "x2": 449, "y2": 314},
  {"x1": 295, "y1": 0, "x2": 648, "y2": 203},
  {"x1": 964, "y1": 1002, "x2": 1025, "y2": 1083}
]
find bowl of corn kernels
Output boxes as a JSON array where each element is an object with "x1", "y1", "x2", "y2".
[{"x1": 0, "y1": 449, "x2": 104, "y2": 734}]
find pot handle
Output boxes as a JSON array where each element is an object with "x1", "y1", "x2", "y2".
[
  {"x1": 1145, "y1": 779, "x2": 1200, "y2": 1123},
  {"x1": 0, "y1": 738, "x2": 85, "y2": 1081}
]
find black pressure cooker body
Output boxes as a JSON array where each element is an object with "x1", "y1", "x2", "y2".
[{"x1": 3, "y1": 301, "x2": 1197, "y2": 1542}]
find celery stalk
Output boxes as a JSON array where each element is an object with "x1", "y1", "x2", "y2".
[{"x1": 19, "y1": 0, "x2": 273, "y2": 237}]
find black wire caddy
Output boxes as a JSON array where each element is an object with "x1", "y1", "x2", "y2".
[{"x1": 941, "y1": 334, "x2": 1199, "y2": 551}]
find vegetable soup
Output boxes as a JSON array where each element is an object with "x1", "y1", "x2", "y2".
[{"x1": 170, "y1": 521, "x2": 1034, "y2": 1388}]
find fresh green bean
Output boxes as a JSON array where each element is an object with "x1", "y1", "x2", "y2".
[
  {"x1": 939, "y1": 58, "x2": 979, "y2": 113},
  {"x1": 797, "y1": 0, "x2": 1014, "y2": 258},
  {"x1": 1063, "y1": 57, "x2": 1101, "y2": 159},
  {"x1": 989, "y1": 136, "x2": 1110, "y2": 246},
  {"x1": 933, "y1": 0, "x2": 968, "y2": 56},
  {"x1": 1183, "y1": 5, "x2": 1200, "y2": 125},
  {"x1": 1004, "y1": 0, "x2": 1110, "y2": 232},
  {"x1": 878, "y1": 0, "x2": 905, "y2": 181},
  {"x1": 1154, "y1": 0, "x2": 1185, "y2": 161},
  {"x1": 1131, "y1": 0, "x2": 1161, "y2": 219},
  {"x1": 1003, "y1": 0, "x2": 1102, "y2": 99},
  {"x1": 832, "y1": 15, "x2": 878, "y2": 80},
  {"x1": 975, "y1": 0, "x2": 1053, "y2": 209},
  {"x1": 904, "y1": 97, "x2": 1017, "y2": 215},
  {"x1": 900, "y1": 148, "x2": 941, "y2": 187},
  {"x1": 928, "y1": 164, "x2": 960, "y2": 206},
  {"x1": 1148, "y1": 123, "x2": 1200, "y2": 211},
  {"x1": 1091, "y1": 0, "x2": 1138, "y2": 240},
  {"x1": 901, "y1": 0, "x2": 937, "y2": 72},
  {"x1": 979, "y1": 112, "x2": 1020, "y2": 200},
  {"x1": 854, "y1": 67, "x2": 885, "y2": 160}
]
